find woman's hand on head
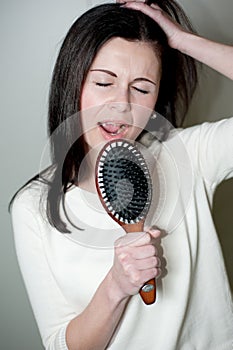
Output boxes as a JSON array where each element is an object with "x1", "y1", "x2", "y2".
[
  {"x1": 117, "y1": 1, "x2": 189, "y2": 50},
  {"x1": 110, "y1": 228, "x2": 161, "y2": 300}
]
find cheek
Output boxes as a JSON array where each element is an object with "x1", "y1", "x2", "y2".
[
  {"x1": 80, "y1": 87, "x2": 92, "y2": 111},
  {"x1": 80, "y1": 106, "x2": 97, "y2": 135},
  {"x1": 136, "y1": 84, "x2": 160, "y2": 112},
  {"x1": 133, "y1": 93, "x2": 159, "y2": 124},
  {"x1": 80, "y1": 82, "x2": 100, "y2": 111},
  {"x1": 80, "y1": 85, "x2": 107, "y2": 111},
  {"x1": 130, "y1": 104, "x2": 153, "y2": 137}
]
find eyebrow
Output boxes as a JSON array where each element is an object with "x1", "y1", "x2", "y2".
[
  {"x1": 90, "y1": 69, "x2": 117, "y2": 77},
  {"x1": 90, "y1": 69, "x2": 157, "y2": 86}
]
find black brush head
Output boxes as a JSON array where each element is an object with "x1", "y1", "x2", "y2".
[{"x1": 96, "y1": 139, "x2": 152, "y2": 224}]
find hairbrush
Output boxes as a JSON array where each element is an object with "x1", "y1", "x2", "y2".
[{"x1": 95, "y1": 139, "x2": 156, "y2": 305}]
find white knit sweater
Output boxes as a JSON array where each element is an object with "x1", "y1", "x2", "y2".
[{"x1": 12, "y1": 118, "x2": 233, "y2": 349}]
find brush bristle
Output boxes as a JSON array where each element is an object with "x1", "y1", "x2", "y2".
[{"x1": 96, "y1": 139, "x2": 152, "y2": 224}]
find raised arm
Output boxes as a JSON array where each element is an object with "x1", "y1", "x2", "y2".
[{"x1": 120, "y1": 1, "x2": 233, "y2": 80}]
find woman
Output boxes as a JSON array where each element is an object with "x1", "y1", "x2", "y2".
[{"x1": 11, "y1": 1, "x2": 233, "y2": 349}]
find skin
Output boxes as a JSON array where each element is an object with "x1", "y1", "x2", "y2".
[
  {"x1": 79, "y1": 37, "x2": 161, "y2": 192},
  {"x1": 67, "y1": 3, "x2": 233, "y2": 349},
  {"x1": 119, "y1": 1, "x2": 233, "y2": 79},
  {"x1": 80, "y1": 38, "x2": 161, "y2": 145},
  {"x1": 66, "y1": 38, "x2": 162, "y2": 350}
]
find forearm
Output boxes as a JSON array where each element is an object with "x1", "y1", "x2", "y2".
[
  {"x1": 66, "y1": 228, "x2": 161, "y2": 349},
  {"x1": 66, "y1": 270, "x2": 129, "y2": 350},
  {"x1": 176, "y1": 32, "x2": 233, "y2": 80}
]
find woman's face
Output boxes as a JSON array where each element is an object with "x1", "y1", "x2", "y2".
[{"x1": 80, "y1": 37, "x2": 161, "y2": 150}]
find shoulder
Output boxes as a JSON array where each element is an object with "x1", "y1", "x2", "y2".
[
  {"x1": 149, "y1": 117, "x2": 233, "y2": 185},
  {"x1": 149, "y1": 117, "x2": 233, "y2": 156},
  {"x1": 10, "y1": 180, "x2": 47, "y2": 234},
  {"x1": 10, "y1": 168, "x2": 56, "y2": 240},
  {"x1": 178, "y1": 117, "x2": 233, "y2": 144},
  {"x1": 10, "y1": 166, "x2": 55, "y2": 222},
  {"x1": 12, "y1": 180, "x2": 45, "y2": 210}
]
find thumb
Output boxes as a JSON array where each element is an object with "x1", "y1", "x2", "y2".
[{"x1": 144, "y1": 226, "x2": 161, "y2": 239}]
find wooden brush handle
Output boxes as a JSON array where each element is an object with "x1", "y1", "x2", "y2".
[
  {"x1": 122, "y1": 221, "x2": 156, "y2": 305},
  {"x1": 139, "y1": 278, "x2": 156, "y2": 305}
]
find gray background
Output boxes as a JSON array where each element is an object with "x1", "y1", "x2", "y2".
[{"x1": 1, "y1": 0, "x2": 232, "y2": 349}]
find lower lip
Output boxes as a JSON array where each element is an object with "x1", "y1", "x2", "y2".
[{"x1": 98, "y1": 125, "x2": 129, "y2": 140}]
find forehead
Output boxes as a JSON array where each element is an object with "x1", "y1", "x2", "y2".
[{"x1": 90, "y1": 37, "x2": 161, "y2": 75}]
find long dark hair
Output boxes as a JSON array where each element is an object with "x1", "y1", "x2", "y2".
[{"x1": 11, "y1": 2, "x2": 198, "y2": 232}]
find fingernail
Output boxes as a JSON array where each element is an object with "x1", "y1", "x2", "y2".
[
  {"x1": 151, "y1": 229, "x2": 161, "y2": 236},
  {"x1": 150, "y1": 225, "x2": 160, "y2": 232}
]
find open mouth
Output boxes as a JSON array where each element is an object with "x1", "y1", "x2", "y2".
[{"x1": 98, "y1": 122, "x2": 128, "y2": 136}]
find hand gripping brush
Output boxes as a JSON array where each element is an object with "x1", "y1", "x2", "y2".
[{"x1": 95, "y1": 139, "x2": 156, "y2": 305}]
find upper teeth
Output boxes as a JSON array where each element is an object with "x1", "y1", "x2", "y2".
[{"x1": 101, "y1": 122, "x2": 125, "y2": 127}]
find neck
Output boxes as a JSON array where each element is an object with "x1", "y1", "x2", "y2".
[
  {"x1": 78, "y1": 175, "x2": 97, "y2": 194},
  {"x1": 77, "y1": 149, "x2": 97, "y2": 194}
]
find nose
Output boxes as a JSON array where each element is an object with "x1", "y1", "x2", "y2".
[{"x1": 108, "y1": 88, "x2": 131, "y2": 113}]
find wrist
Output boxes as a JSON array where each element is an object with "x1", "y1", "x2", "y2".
[
  {"x1": 170, "y1": 30, "x2": 193, "y2": 52},
  {"x1": 104, "y1": 269, "x2": 130, "y2": 306},
  {"x1": 174, "y1": 31, "x2": 201, "y2": 56}
]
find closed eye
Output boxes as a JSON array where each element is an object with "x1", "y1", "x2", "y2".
[
  {"x1": 132, "y1": 86, "x2": 149, "y2": 94},
  {"x1": 95, "y1": 82, "x2": 112, "y2": 87}
]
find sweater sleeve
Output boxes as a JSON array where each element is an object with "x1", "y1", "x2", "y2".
[
  {"x1": 11, "y1": 187, "x2": 76, "y2": 350},
  {"x1": 197, "y1": 117, "x2": 233, "y2": 186},
  {"x1": 179, "y1": 117, "x2": 233, "y2": 188}
]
